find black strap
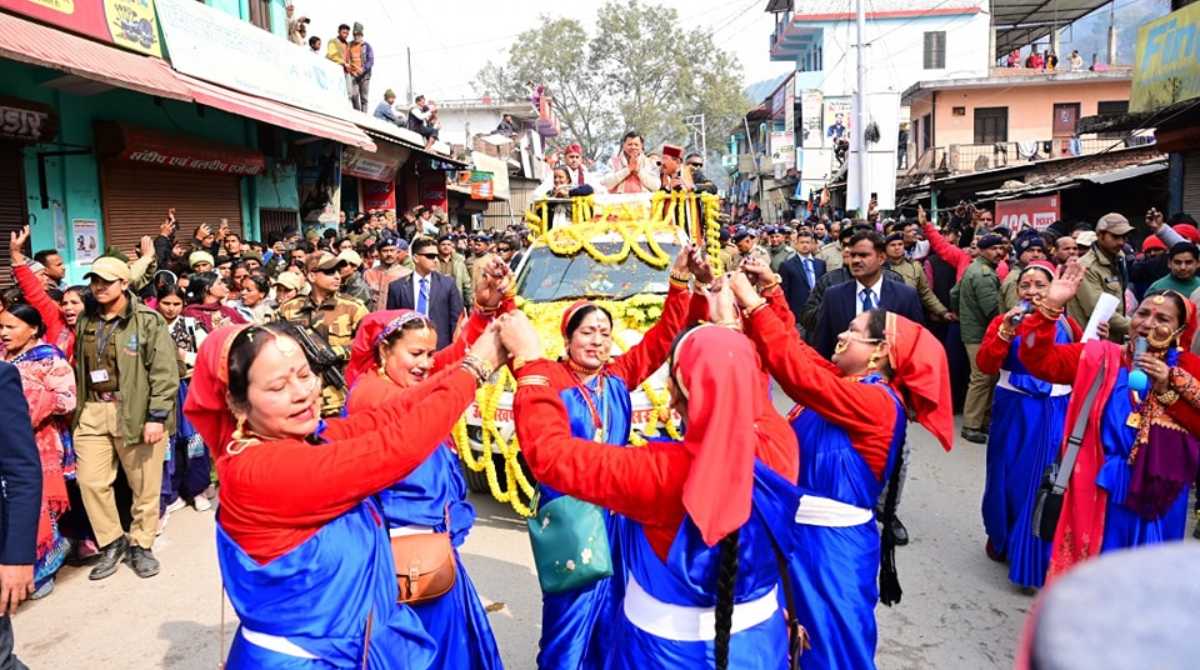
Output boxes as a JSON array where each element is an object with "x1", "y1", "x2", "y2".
[
  {"x1": 1054, "y1": 358, "x2": 1108, "y2": 494},
  {"x1": 878, "y1": 438, "x2": 907, "y2": 607},
  {"x1": 767, "y1": 528, "x2": 804, "y2": 670}
]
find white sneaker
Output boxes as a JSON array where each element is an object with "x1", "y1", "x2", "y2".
[
  {"x1": 165, "y1": 498, "x2": 187, "y2": 514},
  {"x1": 192, "y1": 496, "x2": 212, "y2": 512}
]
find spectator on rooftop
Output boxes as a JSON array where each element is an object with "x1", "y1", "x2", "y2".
[
  {"x1": 374, "y1": 89, "x2": 402, "y2": 126},
  {"x1": 326, "y1": 24, "x2": 353, "y2": 102},
  {"x1": 1070, "y1": 50, "x2": 1084, "y2": 71},
  {"x1": 350, "y1": 23, "x2": 373, "y2": 113},
  {"x1": 495, "y1": 114, "x2": 518, "y2": 137},
  {"x1": 408, "y1": 95, "x2": 439, "y2": 149},
  {"x1": 308, "y1": 35, "x2": 321, "y2": 54},
  {"x1": 285, "y1": 3, "x2": 309, "y2": 46}
]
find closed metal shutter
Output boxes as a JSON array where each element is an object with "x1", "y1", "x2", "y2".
[
  {"x1": 259, "y1": 208, "x2": 299, "y2": 243},
  {"x1": 1184, "y1": 151, "x2": 1200, "y2": 216},
  {"x1": 0, "y1": 145, "x2": 28, "y2": 288},
  {"x1": 100, "y1": 162, "x2": 243, "y2": 258}
]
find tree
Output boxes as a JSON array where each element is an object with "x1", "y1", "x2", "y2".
[
  {"x1": 474, "y1": 1, "x2": 750, "y2": 163},
  {"x1": 474, "y1": 16, "x2": 616, "y2": 162}
]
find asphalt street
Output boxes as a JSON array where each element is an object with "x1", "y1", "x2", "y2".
[{"x1": 14, "y1": 406, "x2": 1040, "y2": 669}]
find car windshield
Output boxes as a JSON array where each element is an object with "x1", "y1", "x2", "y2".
[{"x1": 516, "y1": 243, "x2": 679, "y2": 302}]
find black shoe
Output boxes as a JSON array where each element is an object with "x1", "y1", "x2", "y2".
[
  {"x1": 961, "y1": 428, "x2": 988, "y2": 444},
  {"x1": 890, "y1": 517, "x2": 910, "y2": 546},
  {"x1": 125, "y1": 546, "x2": 160, "y2": 579},
  {"x1": 88, "y1": 536, "x2": 129, "y2": 580}
]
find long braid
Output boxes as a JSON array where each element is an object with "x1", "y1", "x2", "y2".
[{"x1": 713, "y1": 530, "x2": 740, "y2": 670}]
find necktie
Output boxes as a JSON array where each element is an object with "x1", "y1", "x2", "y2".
[
  {"x1": 417, "y1": 277, "x2": 429, "y2": 315},
  {"x1": 860, "y1": 288, "x2": 876, "y2": 313},
  {"x1": 803, "y1": 258, "x2": 815, "y2": 288}
]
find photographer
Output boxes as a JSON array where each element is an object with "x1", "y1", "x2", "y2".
[
  {"x1": 286, "y1": 3, "x2": 310, "y2": 46},
  {"x1": 276, "y1": 251, "x2": 367, "y2": 416}
]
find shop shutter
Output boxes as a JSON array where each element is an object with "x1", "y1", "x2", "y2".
[
  {"x1": 1184, "y1": 152, "x2": 1200, "y2": 217},
  {"x1": 259, "y1": 208, "x2": 299, "y2": 243},
  {"x1": 0, "y1": 146, "x2": 28, "y2": 288},
  {"x1": 100, "y1": 162, "x2": 243, "y2": 258}
]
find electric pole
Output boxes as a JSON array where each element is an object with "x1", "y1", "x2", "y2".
[{"x1": 854, "y1": 0, "x2": 869, "y2": 219}]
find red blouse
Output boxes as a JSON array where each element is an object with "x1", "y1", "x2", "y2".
[
  {"x1": 977, "y1": 314, "x2": 1081, "y2": 376},
  {"x1": 1016, "y1": 310, "x2": 1200, "y2": 435},
  {"x1": 513, "y1": 359, "x2": 795, "y2": 559},
  {"x1": 744, "y1": 300, "x2": 897, "y2": 479},
  {"x1": 218, "y1": 368, "x2": 478, "y2": 564}
]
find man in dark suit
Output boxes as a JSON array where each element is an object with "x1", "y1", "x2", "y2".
[
  {"x1": 779, "y1": 228, "x2": 826, "y2": 329},
  {"x1": 0, "y1": 361, "x2": 39, "y2": 668},
  {"x1": 386, "y1": 236, "x2": 463, "y2": 349},
  {"x1": 813, "y1": 229, "x2": 923, "y2": 359}
]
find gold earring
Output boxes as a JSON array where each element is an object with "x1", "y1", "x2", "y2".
[{"x1": 866, "y1": 345, "x2": 884, "y2": 373}]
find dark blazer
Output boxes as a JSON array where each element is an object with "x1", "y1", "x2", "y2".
[
  {"x1": 0, "y1": 361, "x2": 41, "y2": 565},
  {"x1": 385, "y1": 271, "x2": 464, "y2": 350},
  {"x1": 779, "y1": 255, "x2": 827, "y2": 325},
  {"x1": 813, "y1": 277, "x2": 924, "y2": 359}
]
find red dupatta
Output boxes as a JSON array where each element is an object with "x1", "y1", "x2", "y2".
[{"x1": 1047, "y1": 339, "x2": 1121, "y2": 582}]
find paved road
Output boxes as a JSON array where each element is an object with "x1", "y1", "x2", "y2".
[{"x1": 14, "y1": 414, "x2": 1040, "y2": 669}]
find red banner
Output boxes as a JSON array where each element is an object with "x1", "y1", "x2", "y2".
[
  {"x1": 95, "y1": 121, "x2": 265, "y2": 175},
  {"x1": 995, "y1": 195, "x2": 1061, "y2": 232},
  {"x1": 361, "y1": 179, "x2": 396, "y2": 213},
  {"x1": 419, "y1": 173, "x2": 447, "y2": 211},
  {"x1": 0, "y1": 0, "x2": 162, "y2": 56}
]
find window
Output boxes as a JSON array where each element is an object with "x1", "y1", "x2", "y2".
[
  {"x1": 248, "y1": 0, "x2": 272, "y2": 32},
  {"x1": 974, "y1": 107, "x2": 1008, "y2": 144},
  {"x1": 921, "y1": 113, "x2": 933, "y2": 150},
  {"x1": 923, "y1": 32, "x2": 946, "y2": 69},
  {"x1": 1097, "y1": 100, "x2": 1130, "y2": 139}
]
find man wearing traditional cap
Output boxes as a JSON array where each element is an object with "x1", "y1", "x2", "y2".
[
  {"x1": 533, "y1": 142, "x2": 601, "y2": 197},
  {"x1": 954, "y1": 232, "x2": 1006, "y2": 443},
  {"x1": 363, "y1": 236, "x2": 410, "y2": 310},
  {"x1": 72, "y1": 256, "x2": 179, "y2": 580},
  {"x1": 1067, "y1": 212, "x2": 1133, "y2": 343},
  {"x1": 278, "y1": 252, "x2": 368, "y2": 416},
  {"x1": 188, "y1": 251, "x2": 214, "y2": 274}
]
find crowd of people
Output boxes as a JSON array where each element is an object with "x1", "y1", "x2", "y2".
[{"x1": 2, "y1": 152, "x2": 1200, "y2": 668}]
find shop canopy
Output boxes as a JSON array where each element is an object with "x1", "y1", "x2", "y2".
[
  {"x1": 0, "y1": 10, "x2": 190, "y2": 102},
  {"x1": 0, "y1": 10, "x2": 375, "y2": 151}
]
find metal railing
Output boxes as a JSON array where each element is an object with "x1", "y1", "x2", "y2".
[{"x1": 904, "y1": 137, "x2": 1120, "y2": 176}]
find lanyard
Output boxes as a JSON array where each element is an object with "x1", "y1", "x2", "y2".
[
  {"x1": 95, "y1": 318, "x2": 121, "y2": 364},
  {"x1": 569, "y1": 367, "x2": 607, "y2": 442}
]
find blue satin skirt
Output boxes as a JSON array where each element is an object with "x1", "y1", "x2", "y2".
[
  {"x1": 536, "y1": 575, "x2": 615, "y2": 670},
  {"x1": 791, "y1": 520, "x2": 879, "y2": 670},
  {"x1": 410, "y1": 551, "x2": 504, "y2": 670},
  {"x1": 1102, "y1": 487, "x2": 1190, "y2": 551}
]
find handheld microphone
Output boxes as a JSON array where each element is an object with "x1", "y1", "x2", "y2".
[
  {"x1": 1011, "y1": 300, "x2": 1035, "y2": 324},
  {"x1": 1128, "y1": 336, "x2": 1150, "y2": 393}
]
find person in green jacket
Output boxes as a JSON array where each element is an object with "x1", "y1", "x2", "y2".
[
  {"x1": 954, "y1": 233, "x2": 1006, "y2": 443},
  {"x1": 72, "y1": 257, "x2": 179, "y2": 581},
  {"x1": 1146, "y1": 241, "x2": 1200, "y2": 297}
]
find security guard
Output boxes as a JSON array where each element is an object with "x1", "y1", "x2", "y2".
[{"x1": 277, "y1": 251, "x2": 368, "y2": 416}]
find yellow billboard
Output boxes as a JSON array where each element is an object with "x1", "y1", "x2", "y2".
[{"x1": 1131, "y1": 3, "x2": 1200, "y2": 113}]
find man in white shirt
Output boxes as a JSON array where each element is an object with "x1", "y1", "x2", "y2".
[{"x1": 534, "y1": 142, "x2": 603, "y2": 198}]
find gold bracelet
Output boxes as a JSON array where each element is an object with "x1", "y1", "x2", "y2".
[
  {"x1": 668, "y1": 276, "x2": 690, "y2": 290},
  {"x1": 998, "y1": 325, "x2": 1016, "y2": 342},
  {"x1": 1155, "y1": 389, "x2": 1180, "y2": 406},
  {"x1": 758, "y1": 274, "x2": 782, "y2": 292},
  {"x1": 744, "y1": 299, "x2": 769, "y2": 317},
  {"x1": 669, "y1": 270, "x2": 692, "y2": 284}
]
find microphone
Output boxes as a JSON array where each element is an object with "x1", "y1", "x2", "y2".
[
  {"x1": 1011, "y1": 300, "x2": 1035, "y2": 324},
  {"x1": 1128, "y1": 336, "x2": 1150, "y2": 393}
]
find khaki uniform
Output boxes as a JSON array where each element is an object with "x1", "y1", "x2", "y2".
[
  {"x1": 278, "y1": 292, "x2": 368, "y2": 416},
  {"x1": 73, "y1": 296, "x2": 178, "y2": 550},
  {"x1": 1068, "y1": 247, "x2": 1130, "y2": 342},
  {"x1": 438, "y1": 253, "x2": 474, "y2": 307},
  {"x1": 888, "y1": 258, "x2": 948, "y2": 320},
  {"x1": 818, "y1": 241, "x2": 843, "y2": 271}
]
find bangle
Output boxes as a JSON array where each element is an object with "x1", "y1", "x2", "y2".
[
  {"x1": 668, "y1": 276, "x2": 690, "y2": 290},
  {"x1": 1037, "y1": 303, "x2": 1065, "y2": 320},
  {"x1": 743, "y1": 299, "x2": 768, "y2": 317},
  {"x1": 669, "y1": 270, "x2": 692, "y2": 284},
  {"x1": 717, "y1": 318, "x2": 742, "y2": 331},
  {"x1": 998, "y1": 325, "x2": 1015, "y2": 342},
  {"x1": 1155, "y1": 389, "x2": 1180, "y2": 406},
  {"x1": 461, "y1": 354, "x2": 494, "y2": 384},
  {"x1": 758, "y1": 274, "x2": 781, "y2": 291}
]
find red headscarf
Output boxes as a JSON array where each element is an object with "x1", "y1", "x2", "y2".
[
  {"x1": 345, "y1": 310, "x2": 433, "y2": 388},
  {"x1": 1020, "y1": 259, "x2": 1058, "y2": 281},
  {"x1": 884, "y1": 314, "x2": 954, "y2": 452},
  {"x1": 184, "y1": 324, "x2": 251, "y2": 459},
  {"x1": 1172, "y1": 223, "x2": 1200, "y2": 243},
  {"x1": 1161, "y1": 290, "x2": 1199, "y2": 351},
  {"x1": 560, "y1": 299, "x2": 595, "y2": 339},
  {"x1": 671, "y1": 325, "x2": 796, "y2": 546}
]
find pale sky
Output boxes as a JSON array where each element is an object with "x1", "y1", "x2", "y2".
[{"x1": 299, "y1": 0, "x2": 794, "y2": 106}]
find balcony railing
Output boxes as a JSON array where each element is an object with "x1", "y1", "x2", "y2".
[{"x1": 903, "y1": 138, "x2": 1122, "y2": 177}]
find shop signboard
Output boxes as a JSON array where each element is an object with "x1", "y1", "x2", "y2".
[
  {"x1": 1131, "y1": 3, "x2": 1200, "y2": 113},
  {"x1": 155, "y1": 0, "x2": 350, "y2": 117},
  {"x1": 341, "y1": 143, "x2": 410, "y2": 182},
  {"x1": 995, "y1": 195, "x2": 1060, "y2": 232},
  {"x1": 95, "y1": 122, "x2": 265, "y2": 175},
  {"x1": 0, "y1": 97, "x2": 57, "y2": 143},
  {"x1": 0, "y1": 0, "x2": 162, "y2": 56},
  {"x1": 361, "y1": 179, "x2": 396, "y2": 213},
  {"x1": 419, "y1": 173, "x2": 448, "y2": 211},
  {"x1": 800, "y1": 89, "x2": 824, "y2": 149}
]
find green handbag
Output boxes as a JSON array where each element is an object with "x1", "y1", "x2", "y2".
[{"x1": 527, "y1": 493, "x2": 614, "y2": 594}]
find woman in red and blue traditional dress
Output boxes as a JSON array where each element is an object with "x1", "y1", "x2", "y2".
[
  {"x1": 341, "y1": 258, "x2": 514, "y2": 670},
  {"x1": 527, "y1": 248, "x2": 710, "y2": 670},
  {"x1": 1017, "y1": 260, "x2": 1200, "y2": 581},
  {"x1": 184, "y1": 320, "x2": 502, "y2": 669},
  {"x1": 732, "y1": 272, "x2": 954, "y2": 670},
  {"x1": 506, "y1": 306, "x2": 801, "y2": 670},
  {"x1": 975, "y1": 261, "x2": 1080, "y2": 589}
]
